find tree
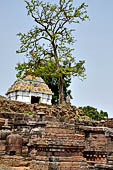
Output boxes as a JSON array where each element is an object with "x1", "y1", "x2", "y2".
[
  {"x1": 44, "y1": 73, "x2": 72, "y2": 104},
  {"x1": 16, "y1": 0, "x2": 89, "y2": 104},
  {"x1": 79, "y1": 106, "x2": 108, "y2": 121}
]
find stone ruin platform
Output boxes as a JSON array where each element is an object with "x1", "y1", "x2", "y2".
[{"x1": 0, "y1": 111, "x2": 113, "y2": 169}]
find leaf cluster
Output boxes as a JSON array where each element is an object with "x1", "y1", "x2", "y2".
[
  {"x1": 16, "y1": 0, "x2": 88, "y2": 78},
  {"x1": 79, "y1": 106, "x2": 108, "y2": 121}
]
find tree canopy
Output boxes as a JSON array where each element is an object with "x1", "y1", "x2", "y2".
[
  {"x1": 79, "y1": 106, "x2": 108, "y2": 121},
  {"x1": 16, "y1": 0, "x2": 89, "y2": 104}
]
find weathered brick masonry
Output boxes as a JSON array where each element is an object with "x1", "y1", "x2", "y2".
[{"x1": 0, "y1": 111, "x2": 113, "y2": 169}]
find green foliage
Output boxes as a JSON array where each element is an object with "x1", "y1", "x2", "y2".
[
  {"x1": 44, "y1": 74, "x2": 72, "y2": 104},
  {"x1": 79, "y1": 106, "x2": 108, "y2": 121},
  {"x1": 16, "y1": 0, "x2": 89, "y2": 103}
]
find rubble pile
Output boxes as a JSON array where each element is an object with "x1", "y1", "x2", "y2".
[
  {"x1": 0, "y1": 95, "x2": 86, "y2": 120},
  {"x1": 0, "y1": 96, "x2": 32, "y2": 113}
]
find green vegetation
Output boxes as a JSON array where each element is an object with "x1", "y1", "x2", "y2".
[
  {"x1": 16, "y1": 0, "x2": 89, "y2": 104},
  {"x1": 79, "y1": 106, "x2": 108, "y2": 121}
]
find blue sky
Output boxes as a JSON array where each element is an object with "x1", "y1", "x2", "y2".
[{"x1": 0, "y1": 0, "x2": 113, "y2": 117}]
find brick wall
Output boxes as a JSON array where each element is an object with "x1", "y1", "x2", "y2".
[{"x1": 0, "y1": 112, "x2": 113, "y2": 169}]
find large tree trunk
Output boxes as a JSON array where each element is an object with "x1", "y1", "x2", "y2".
[
  {"x1": 52, "y1": 41, "x2": 64, "y2": 104},
  {"x1": 58, "y1": 75, "x2": 64, "y2": 104}
]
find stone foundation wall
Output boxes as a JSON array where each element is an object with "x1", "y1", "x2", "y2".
[{"x1": 0, "y1": 112, "x2": 113, "y2": 169}]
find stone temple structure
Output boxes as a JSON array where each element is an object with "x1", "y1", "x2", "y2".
[
  {"x1": 6, "y1": 75, "x2": 53, "y2": 105},
  {"x1": 0, "y1": 110, "x2": 113, "y2": 169}
]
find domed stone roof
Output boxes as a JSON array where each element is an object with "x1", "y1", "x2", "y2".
[{"x1": 6, "y1": 75, "x2": 53, "y2": 95}]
